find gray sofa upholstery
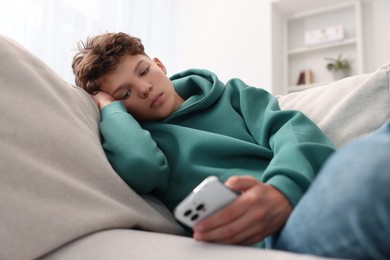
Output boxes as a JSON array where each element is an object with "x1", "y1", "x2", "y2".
[{"x1": 1, "y1": 34, "x2": 388, "y2": 260}]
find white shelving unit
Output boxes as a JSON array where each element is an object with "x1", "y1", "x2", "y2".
[{"x1": 271, "y1": 0, "x2": 364, "y2": 94}]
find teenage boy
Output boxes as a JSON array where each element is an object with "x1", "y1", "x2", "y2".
[{"x1": 72, "y1": 32, "x2": 335, "y2": 247}]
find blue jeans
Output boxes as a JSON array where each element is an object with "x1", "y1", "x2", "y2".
[{"x1": 268, "y1": 119, "x2": 390, "y2": 259}]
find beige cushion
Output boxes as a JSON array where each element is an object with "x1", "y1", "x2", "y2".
[
  {"x1": 278, "y1": 65, "x2": 390, "y2": 147},
  {"x1": 43, "y1": 229, "x2": 329, "y2": 260},
  {"x1": 0, "y1": 35, "x2": 185, "y2": 260}
]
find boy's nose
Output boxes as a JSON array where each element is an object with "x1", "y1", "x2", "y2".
[{"x1": 139, "y1": 85, "x2": 152, "y2": 98}]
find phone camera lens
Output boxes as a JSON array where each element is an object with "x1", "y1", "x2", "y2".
[
  {"x1": 191, "y1": 214, "x2": 199, "y2": 221},
  {"x1": 196, "y1": 203, "x2": 205, "y2": 211},
  {"x1": 184, "y1": 209, "x2": 192, "y2": 217}
]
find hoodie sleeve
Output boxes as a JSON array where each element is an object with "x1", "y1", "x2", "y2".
[
  {"x1": 231, "y1": 80, "x2": 336, "y2": 207},
  {"x1": 98, "y1": 101, "x2": 169, "y2": 194}
]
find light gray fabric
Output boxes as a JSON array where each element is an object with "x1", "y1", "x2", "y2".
[
  {"x1": 0, "y1": 35, "x2": 186, "y2": 260},
  {"x1": 43, "y1": 229, "x2": 331, "y2": 260},
  {"x1": 278, "y1": 65, "x2": 390, "y2": 147}
]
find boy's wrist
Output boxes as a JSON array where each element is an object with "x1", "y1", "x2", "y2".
[{"x1": 100, "y1": 101, "x2": 127, "y2": 119}]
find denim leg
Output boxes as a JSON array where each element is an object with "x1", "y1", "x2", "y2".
[{"x1": 270, "y1": 120, "x2": 390, "y2": 260}]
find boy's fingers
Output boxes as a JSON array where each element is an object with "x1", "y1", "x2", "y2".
[{"x1": 224, "y1": 175, "x2": 259, "y2": 192}]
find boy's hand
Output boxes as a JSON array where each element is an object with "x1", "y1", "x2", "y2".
[
  {"x1": 92, "y1": 91, "x2": 116, "y2": 109},
  {"x1": 193, "y1": 176, "x2": 292, "y2": 245}
]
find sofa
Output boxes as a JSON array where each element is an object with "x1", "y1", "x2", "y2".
[{"x1": 1, "y1": 34, "x2": 389, "y2": 260}]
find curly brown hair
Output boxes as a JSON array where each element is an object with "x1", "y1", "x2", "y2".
[{"x1": 72, "y1": 32, "x2": 146, "y2": 93}]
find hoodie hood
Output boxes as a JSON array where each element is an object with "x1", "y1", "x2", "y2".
[{"x1": 165, "y1": 69, "x2": 225, "y2": 121}]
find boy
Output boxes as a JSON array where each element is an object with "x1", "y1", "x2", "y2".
[{"x1": 72, "y1": 32, "x2": 335, "y2": 246}]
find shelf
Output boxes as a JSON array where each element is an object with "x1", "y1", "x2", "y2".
[
  {"x1": 270, "y1": 0, "x2": 363, "y2": 95},
  {"x1": 285, "y1": 1, "x2": 357, "y2": 20},
  {"x1": 287, "y1": 38, "x2": 357, "y2": 56}
]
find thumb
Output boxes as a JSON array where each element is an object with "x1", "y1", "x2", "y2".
[{"x1": 225, "y1": 176, "x2": 259, "y2": 192}]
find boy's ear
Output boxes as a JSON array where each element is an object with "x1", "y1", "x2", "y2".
[{"x1": 153, "y1": 57, "x2": 167, "y2": 74}]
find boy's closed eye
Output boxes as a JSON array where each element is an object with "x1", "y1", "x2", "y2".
[
  {"x1": 139, "y1": 66, "x2": 150, "y2": 76},
  {"x1": 120, "y1": 90, "x2": 131, "y2": 100}
]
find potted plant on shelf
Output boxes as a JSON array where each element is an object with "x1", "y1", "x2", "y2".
[{"x1": 325, "y1": 54, "x2": 351, "y2": 80}]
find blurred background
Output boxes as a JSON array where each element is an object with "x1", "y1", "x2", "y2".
[{"x1": 0, "y1": 0, "x2": 389, "y2": 94}]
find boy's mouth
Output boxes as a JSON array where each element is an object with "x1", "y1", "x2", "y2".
[{"x1": 150, "y1": 93, "x2": 163, "y2": 108}]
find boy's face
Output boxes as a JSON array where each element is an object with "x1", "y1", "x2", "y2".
[{"x1": 99, "y1": 55, "x2": 184, "y2": 121}]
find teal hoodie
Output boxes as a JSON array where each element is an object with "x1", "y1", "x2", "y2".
[{"x1": 99, "y1": 69, "x2": 335, "y2": 211}]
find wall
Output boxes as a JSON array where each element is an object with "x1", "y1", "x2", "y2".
[
  {"x1": 173, "y1": 0, "x2": 273, "y2": 90},
  {"x1": 362, "y1": 0, "x2": 390, "y2": 72},
  {"x1": 1, "y1": 0, "x2": 386, "y2": 90},
  {"x1": 174, "y1": 0, "x2": 390, "y2": 92}
]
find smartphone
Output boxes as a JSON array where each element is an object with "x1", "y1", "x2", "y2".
[{"x1": 174, "y1": 176, "x2": 238, "y2": 228}]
